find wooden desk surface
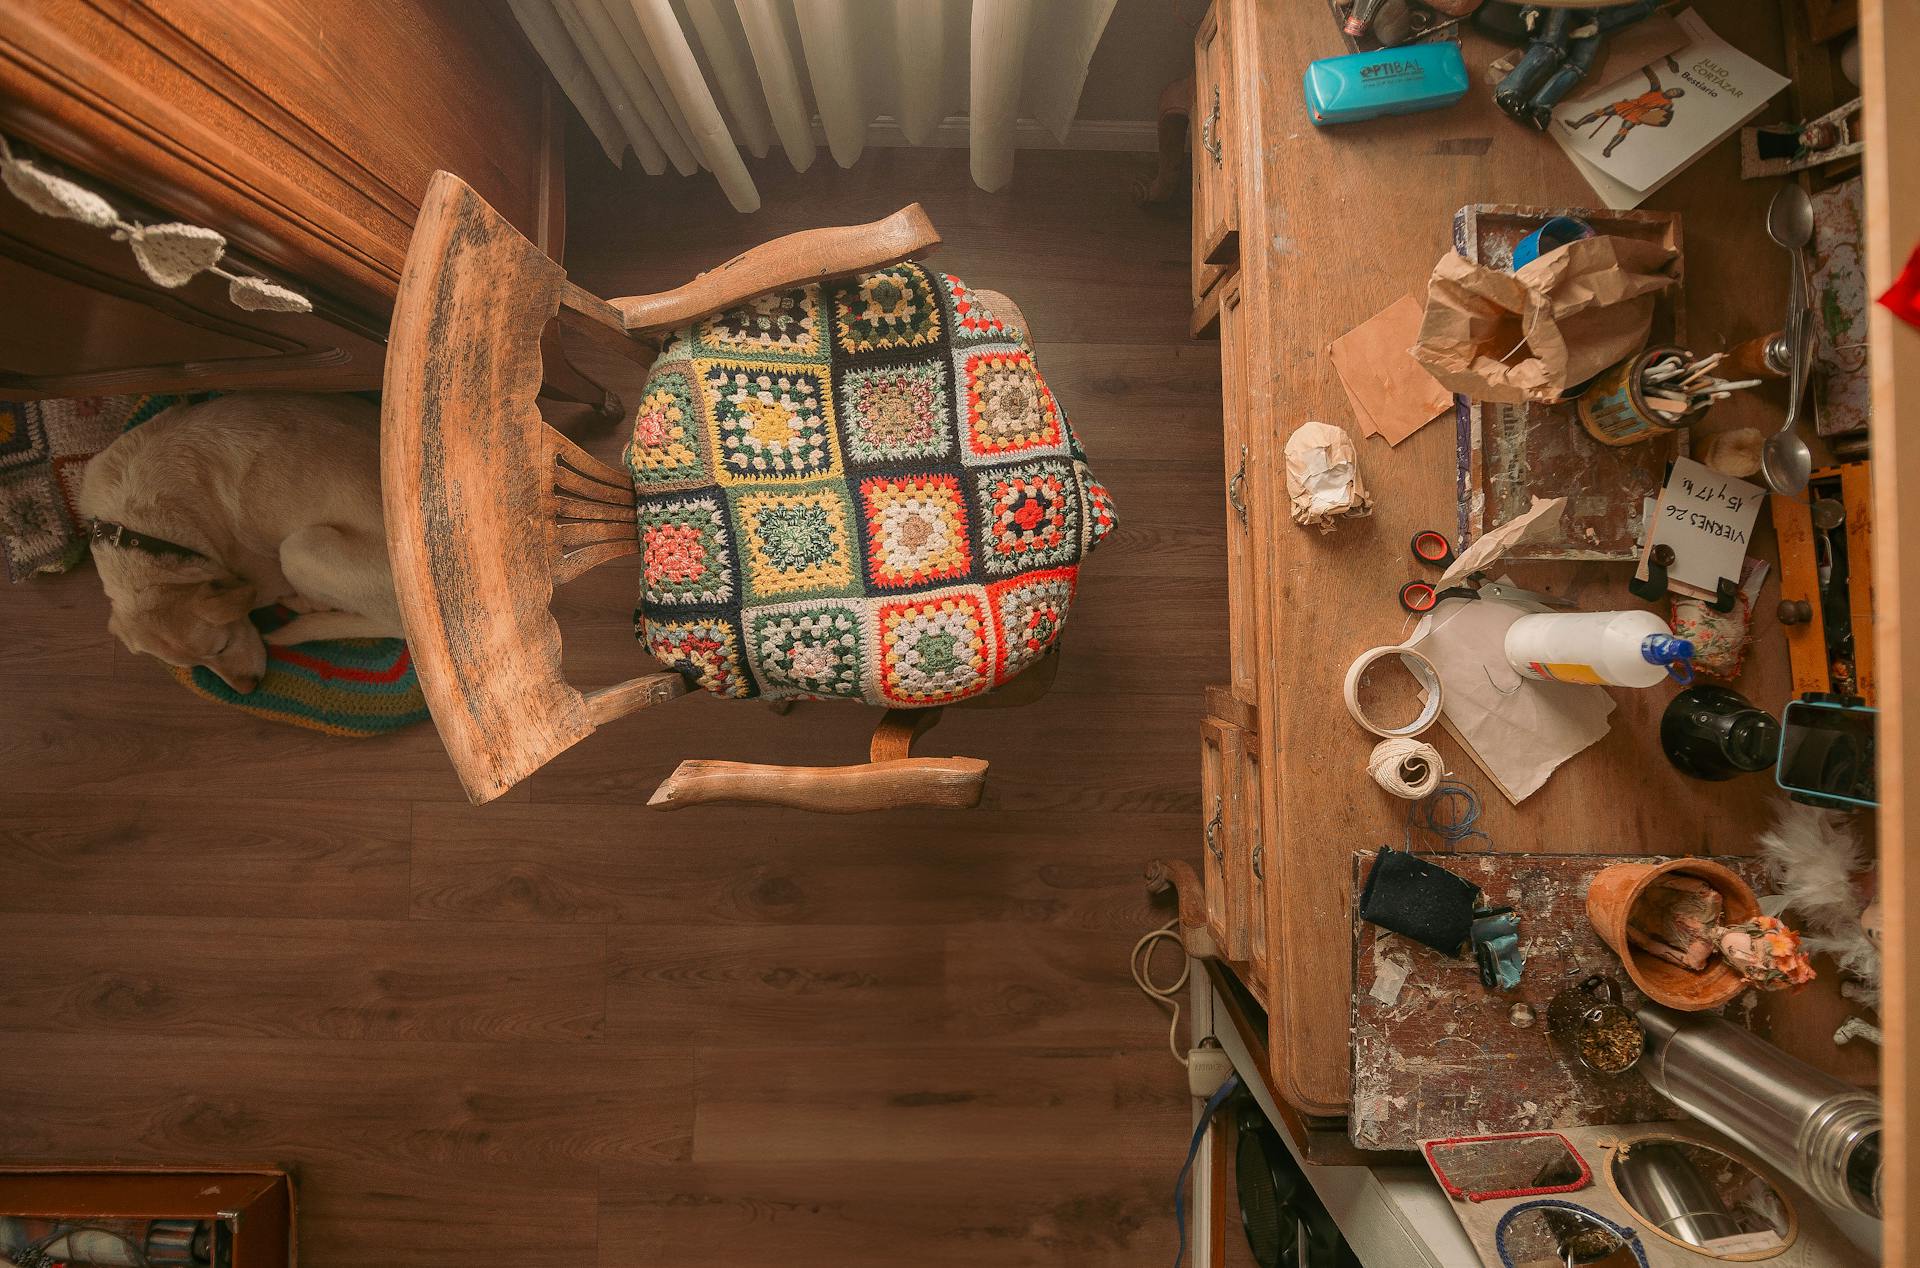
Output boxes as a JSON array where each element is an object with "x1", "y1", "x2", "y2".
[{"x1": 1231, "y1": 1, "x2": 1876, "y2": 1114}]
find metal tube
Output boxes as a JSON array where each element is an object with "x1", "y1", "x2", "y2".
[{"x1": 1635, "y1": 1003, "x2": 1882, "y2": 1217}]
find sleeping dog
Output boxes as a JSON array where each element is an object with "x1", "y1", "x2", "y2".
[{"x1": 79, "y1": 392, "x2": 402, "y2": 693}]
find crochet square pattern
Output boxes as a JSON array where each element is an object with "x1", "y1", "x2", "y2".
[
  {"x1": 744, "y1": 598, "x2": 870, "y2": 700},
  {"x1": 959, "y1": 345, "x2": 1064, "y2": 463},
  {"x1": 732, "y1": 483, "x2": 859, "y2": 601},
  {"x1": 646, "y1": 615, "x2": 750, "y2": 698},
  {"x1": 988, "y1": 568, "x2": 1077, "y2": 683},
  {"x1": 943, "y1": 273, "x2": 1020, "y2": 345},
  {"x1": 972, "y1": 457, "x2": 1080, "y2": 575},
  {"x1": 833, "y1": 263, "x2": 942, "y2": 355},
  {"x1": 693, "y1": 285, "x2": 822, "y2": 362},
  {"x1": 838, "y1": 359, "x2": 953, "y2": 466},
  {"x1": 637, "y1": 493, "x2": 734, "y2": 607},
  {"x1": 703, "y1": 360, "x2": 841, "y2": 485},
  {"x1": 857, "y1": 473, "x2": 972, "y2": 591},
  {"x1": 625, "y1": 368, "x2": 708, "y2": 490},
  {"x1": 629, "y1": 263, "x2": 1115, "y2": 705},
  {"x1": 876, "y1": 587, "x2": 993, "y2": 706}
]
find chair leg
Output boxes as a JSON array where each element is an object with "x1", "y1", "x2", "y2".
[{"x1": 647, "y1": 705, "x2": 987, "y2": 813}]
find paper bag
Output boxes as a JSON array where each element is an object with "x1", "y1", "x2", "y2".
[{"x1": 1412, "y1": 234, "x2": 1679, "y2": 404}]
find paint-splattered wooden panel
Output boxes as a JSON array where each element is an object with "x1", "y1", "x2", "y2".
[
  {"x1": 1456, "y1": 204, "x2": 1686, "y2": 560},
  {"x1": 1348, "y1": 851, "x2": 1766, "y2": 1152}
]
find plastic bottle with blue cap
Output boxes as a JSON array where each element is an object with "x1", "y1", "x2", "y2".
[{"x1": 1503, "y1": 609, "x2": 1695, "y2": 688}]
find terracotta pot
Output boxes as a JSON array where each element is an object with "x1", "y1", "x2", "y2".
[{"x1": 1585, "y1": 858, "x2": 1762, "y2": 1011}]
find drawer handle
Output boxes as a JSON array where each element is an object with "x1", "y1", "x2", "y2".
[
  {"x1": 1251, "y1": 842, "x2": 1264, "y2": 882},
  {"x1": 1205, "y1": 794, "x2": 1224, "y2": 862},
  {"x1": 1202, "y1": 87, "x2": 1223, "y2": 165},
  {"x1": 1227, "y1": 446, "x2": 1248, "y2": 524}
]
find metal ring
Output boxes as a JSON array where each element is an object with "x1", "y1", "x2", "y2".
[
  {"x1": 1202, "y1": 87, "x2": 1223, "y2": 164},
  {"x1": 1251, "y1": 843, "x2": 1264, "y2": 882},
  {"x1": 1205, "y1": 794, "x2": 1223, "y2": 862}
]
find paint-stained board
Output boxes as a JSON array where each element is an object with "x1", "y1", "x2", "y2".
[
  {"x1": 1455, "y1": 204, "x2": 1686, "y2": 560},
  {"x1": 1348, "y1": 851, "x2": 1766, "y2": 1152}
]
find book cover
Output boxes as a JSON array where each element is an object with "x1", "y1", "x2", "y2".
[{"x1": 1551, "y1": 9, "x2": 1789, "y2": 209}]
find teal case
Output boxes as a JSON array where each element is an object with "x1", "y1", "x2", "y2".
[{"x1": 1303, "y1": 43, "x2": 1470, "y2": 127}]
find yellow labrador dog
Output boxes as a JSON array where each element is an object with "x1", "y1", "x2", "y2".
[{"x1": 79, "y1": 392, "x2": 402, "y2": 694}]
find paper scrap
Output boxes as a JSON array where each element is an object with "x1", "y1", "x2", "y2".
[
  {"x1": 1329, "y1": 296, "x2": 1454, "y2": 446},
  {"x1": 1410, "y1": 597, "x2": 1615, "y2": 804},
  {"x1": 1371, "y1": 949, "x2": 1412, "y2": 1008},
  {"x1": 1639, "y1": 457, "x2": 1764, "y2": 594},
  {"x1": 1284, "y1": 421, "x2": 1373, "y2": 531},
  {"x1": 1437, "y1": 496, "x2": 1567, "y2": 589}
]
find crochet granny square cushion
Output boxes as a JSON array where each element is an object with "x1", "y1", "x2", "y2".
[{"x1": 625, "y1": 262, "x2": 1116, "y2": 706}]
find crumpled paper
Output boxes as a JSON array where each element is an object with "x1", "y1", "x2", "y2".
[
  {"x1": 1285, "y1": 421, "x2": 1372, "y2": 531},
  {"x1": 1413, "y1": 234, "x2": 1679, "y2": 404}
]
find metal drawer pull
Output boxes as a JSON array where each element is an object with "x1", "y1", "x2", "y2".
[
  {"x1": 1227, "y1": 445, "x2": 1248, "y2": 523},
  {"x1": 1205, "y1": 794, "x2": 1224, "y2": 862},
  {"x1": 1202, "y1": 87, "x2": 1223, "y2": 164},
  {"x1": 1251, "y1": 842, "x2": 1264, "y2": 882}
]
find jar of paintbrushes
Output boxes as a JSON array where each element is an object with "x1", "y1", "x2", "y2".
[{"x1": 1576, "y1": 346, "x2": 1764, "y2": 447}]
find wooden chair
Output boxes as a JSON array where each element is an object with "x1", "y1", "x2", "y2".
[{"x1": 382, "y1": 170, "x2": 1057, "y2": 808}]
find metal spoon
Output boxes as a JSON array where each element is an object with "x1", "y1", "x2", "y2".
[{"x1": 1761, "y1": 186, "x2": 1816, "y2": 494}]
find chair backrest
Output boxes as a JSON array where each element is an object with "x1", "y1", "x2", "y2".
[
  {"x1": 384, "y1": 171, "x2": 942, "y2": 805},
  {"x1": 383, "y1": 171, "x2": 686, "y2": 804}
]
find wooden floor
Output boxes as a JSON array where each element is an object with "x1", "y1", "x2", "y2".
[{"x1": 0, "y1": 146, "x2": 1225, "y2": 1266}]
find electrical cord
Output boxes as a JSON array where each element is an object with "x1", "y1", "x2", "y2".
[{"x1": 1132, "y1": 918, "x2": 1192, "y2": 1067}]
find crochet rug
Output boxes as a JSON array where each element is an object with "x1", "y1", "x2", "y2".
[
  {"x1": 165, "y1": 605, "x2": 428, "y2": 738},
  {"x1": 627, "y1": 262, "x2": 1116, "y2": 705}
]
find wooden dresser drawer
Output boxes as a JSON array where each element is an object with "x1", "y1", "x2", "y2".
[
  {"x1": 1201, "y1": 704, "x2": 1265, "y2": 989},
  {"x1": 1216, "y1": 275, "x2": 1261, "y2": 706},
  {"x1": 1191, "y1": 0, "x2": 1239, "y2": 309}
]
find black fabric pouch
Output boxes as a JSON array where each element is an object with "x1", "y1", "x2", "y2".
[{"x1": 1358, "y1": 845, "x2": 1482, "y2": 957}]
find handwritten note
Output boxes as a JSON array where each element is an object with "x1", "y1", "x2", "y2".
[{"x1": 1644, "y1": 457, "x2": 1764, "y2": 593}]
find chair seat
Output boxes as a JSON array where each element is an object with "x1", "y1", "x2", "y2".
[{"x1": 624, "y1": 262, "x2": 1116, "y2": 707}]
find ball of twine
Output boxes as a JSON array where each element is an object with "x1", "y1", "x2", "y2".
[{"x1": 1368, "y1": 737, "x2": 1445, "y2": 799}]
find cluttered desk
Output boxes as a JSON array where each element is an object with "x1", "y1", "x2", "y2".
[{"x1": 1150, "y1": 0, "x2": 1906, "y2": 1262}]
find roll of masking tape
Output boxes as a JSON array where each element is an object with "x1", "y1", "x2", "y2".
[{"x1": 1344, "y1": 644, "x2": 1444, "y2": 738}]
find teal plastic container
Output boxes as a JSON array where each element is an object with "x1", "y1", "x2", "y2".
[{"x1": 1303, "y1": 42, "x2": 1470, "y2": 126}]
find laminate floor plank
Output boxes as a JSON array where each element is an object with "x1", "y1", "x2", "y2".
[
  {"x1": 0, "y1": 915, "x2": 606, "y2": 1043},
  {"x1": 597, "y1": 1162, "x2": 1167, "y2": 1267},
  {"x1": 0, "y1": 793, "x2": 411, "y2": 920}
]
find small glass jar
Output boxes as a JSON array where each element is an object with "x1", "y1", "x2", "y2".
[{"x1": 1548, "y1": 975, "x2": 1646, "y2": 1076}]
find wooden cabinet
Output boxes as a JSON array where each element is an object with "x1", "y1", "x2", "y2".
[
  {"x1": 1173, "y1": 0, "x2": 1902, "y2": 1131},
  {"x1": 1190, "y1": 0, "x2": 1238, "y2": 311},
  {"x1": 0, "y1": 0, "x2": 564, "y2": 399}
]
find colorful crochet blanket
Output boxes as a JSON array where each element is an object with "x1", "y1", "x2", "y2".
[{"x1": 626, "y1": 262, "x2": 1116, "y2": 706}]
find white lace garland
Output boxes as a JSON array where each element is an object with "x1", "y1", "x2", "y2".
[{"x1": 0, "y1": 134, "x2": 313, "y2": 314}]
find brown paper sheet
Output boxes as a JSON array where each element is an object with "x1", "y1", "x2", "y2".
[
  {"x1": 1329, "y1": 295, "x2": 1454, "y2": 446},
  {"x1": 1412, "y1": 234, "x2": 1679, "y2": 404}
]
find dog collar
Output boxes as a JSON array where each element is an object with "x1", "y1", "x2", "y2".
[{"x1": 89, "y1": 518, "x2": 206, "y2": 561}]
